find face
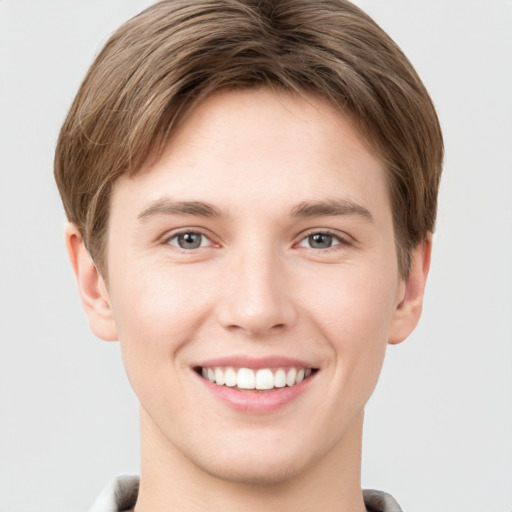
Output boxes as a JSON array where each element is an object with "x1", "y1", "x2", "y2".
[{"x1": 85, "y1": 88, "x2": 420, "y2": 483}]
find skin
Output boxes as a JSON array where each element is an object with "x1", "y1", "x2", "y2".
[{"x1": 67, "y1": 88, "x2": 431, "y2": 512}]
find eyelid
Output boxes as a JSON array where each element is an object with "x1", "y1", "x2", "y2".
[
  {"x1": 296, "y1": 228, "x2": 354, "y2": 247},
  {"x1": 162, "y1": 228, "x2": 218, "y2": 248},
  {"x1": 158, "y1": 226, "x2": 354, "y2": 251}
]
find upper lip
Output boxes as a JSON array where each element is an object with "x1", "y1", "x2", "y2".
[{"x1": 194, "y1": 355, "x2": 317, "y2": 370}]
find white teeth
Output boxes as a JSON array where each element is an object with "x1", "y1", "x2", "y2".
[
  {"x1": 224, "y1": 367, "x2": 237, "y2": 387},
  {"x1": 274, "y1": 368, "x2": 286, "y2": 388},
  {"x1": 237, "y1": 368, "x2": 255, "y2": 389},
  {"x1": 256, "y1": 369, "x2": 274, "y2": 390},
  {"x1": 200, "y1": 366, "x2": 314, "y2": 390},
  {"x1": 214, "y1": 367, "x2": 225, "y2": 385},
  {"x1": 286, "y1": 367, "x2": 297, "y2": 387}
]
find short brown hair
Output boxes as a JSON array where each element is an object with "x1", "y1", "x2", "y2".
[{"x1": 54, "y1": 0, "x2": 443, "y2": 277}]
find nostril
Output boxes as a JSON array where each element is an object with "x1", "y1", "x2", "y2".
[{"x1": 215, "y1": 286, "x2": 298, "y2": 335}]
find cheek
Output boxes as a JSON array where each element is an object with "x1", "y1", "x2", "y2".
[
  {"x1": 311, "y1": 264, "x2": 398, "y2": 343},
  {"x1": 106, "y1": 267, "x2": 213, "y2": 417},
  {"x1": 309, "y1": 264, "x2": 398, "y2": 392},
  {"x1": 108, "y1": 264, "x2": 215, "y2": 367}
]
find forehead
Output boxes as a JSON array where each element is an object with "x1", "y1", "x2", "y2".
[{"x1": 111, "y1": 87, "x2": 390, "y2": 224}]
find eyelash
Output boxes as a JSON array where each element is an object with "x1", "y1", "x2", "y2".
[
  {"x1": 163, "y1": 228, "x2": 352, "y2": 252},
  {"x1": 164, "y1": 229, "x2": 215, "y2": 251},
  {"x1": 296, "y1": 229, "x2": 352, "y2": 252}
]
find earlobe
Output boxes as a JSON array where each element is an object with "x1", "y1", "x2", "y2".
[
  {"x1": 388, "y1": 235, "x2": 432, "y2": 345},
  {"x1": 65, "y1": 223, "x2": 118, "y2": 341}
]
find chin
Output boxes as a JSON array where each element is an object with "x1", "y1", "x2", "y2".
[
  {"x1": 198, "y1": 455, "x2": 310, "y2": 486},
  {"x1": 186, "y1": 437, "x2": 329, "y2": 486}
]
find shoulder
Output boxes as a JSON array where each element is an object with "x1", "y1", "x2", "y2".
[
  {"x1": 363, "y1": 489, "x2": 404, "y2": 512},
  {"x1": 89, "y1": 475, "x2": 139, "y2": 512},
  {"x1": 89, "y1": 476, "x2": 404, "y2": 512}
]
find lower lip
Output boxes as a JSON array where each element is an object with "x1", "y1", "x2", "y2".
[{"x1": 194, "y1": 372, "x2": 315, "y2": 414}]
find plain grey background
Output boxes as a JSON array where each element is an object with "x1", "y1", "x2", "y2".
[{"x1": 1, "y1": 1, "x2": 511, "y2": 511}]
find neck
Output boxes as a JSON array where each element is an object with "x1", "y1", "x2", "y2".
[{"x1": 134, "y1": 409, "x2": 367, "y2": 512}]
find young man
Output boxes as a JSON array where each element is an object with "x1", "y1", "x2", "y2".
[{"x1": 54, "y1": 1, "x2": 443, "y2": 511}]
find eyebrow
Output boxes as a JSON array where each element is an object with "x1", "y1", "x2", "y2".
[
  {"x1": 137, "y1": 199, "x2": 226, "y2": 220},
  {"x1": 290, "y1": 199, "x2": 373, "y2": 222},
  {"x1": 137, "y1": 198, "x2": 373, "y2": 223}
]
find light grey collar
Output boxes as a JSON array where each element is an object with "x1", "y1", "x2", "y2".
[{"x1": 90, "y1": 475, "x2": 404, "y2": 512}]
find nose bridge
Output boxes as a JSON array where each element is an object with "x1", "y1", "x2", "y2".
[{"x1": 217, "y1": 237, "x2": 296, "y2": 335}]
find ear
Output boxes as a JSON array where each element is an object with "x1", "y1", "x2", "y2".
[
  {"x1": 65, "y1": 223, "x2": 118, "y2": 341},
  {"x1": 388, "y1": 235, "x2": 432, "y2": 345}
]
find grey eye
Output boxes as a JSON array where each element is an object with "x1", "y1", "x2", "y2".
[
  {"x1": 307, "y1": 233, "x2": 335, "y2": 249},
  {"x1": 171, "y1": 232, "x2": 205, "y2": 249}
]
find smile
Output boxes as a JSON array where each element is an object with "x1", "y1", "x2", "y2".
[{"x1": 198, "y1": 366, "x2": 315, "y2": 391}]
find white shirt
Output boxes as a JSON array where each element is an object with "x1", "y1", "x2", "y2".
[{"x1": 89, "y1": 475, "x2": 404, "y2": 512}]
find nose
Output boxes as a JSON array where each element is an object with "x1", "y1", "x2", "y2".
[{"x1": 216, "y1": 246, "x2": 297, "y2": 337}]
